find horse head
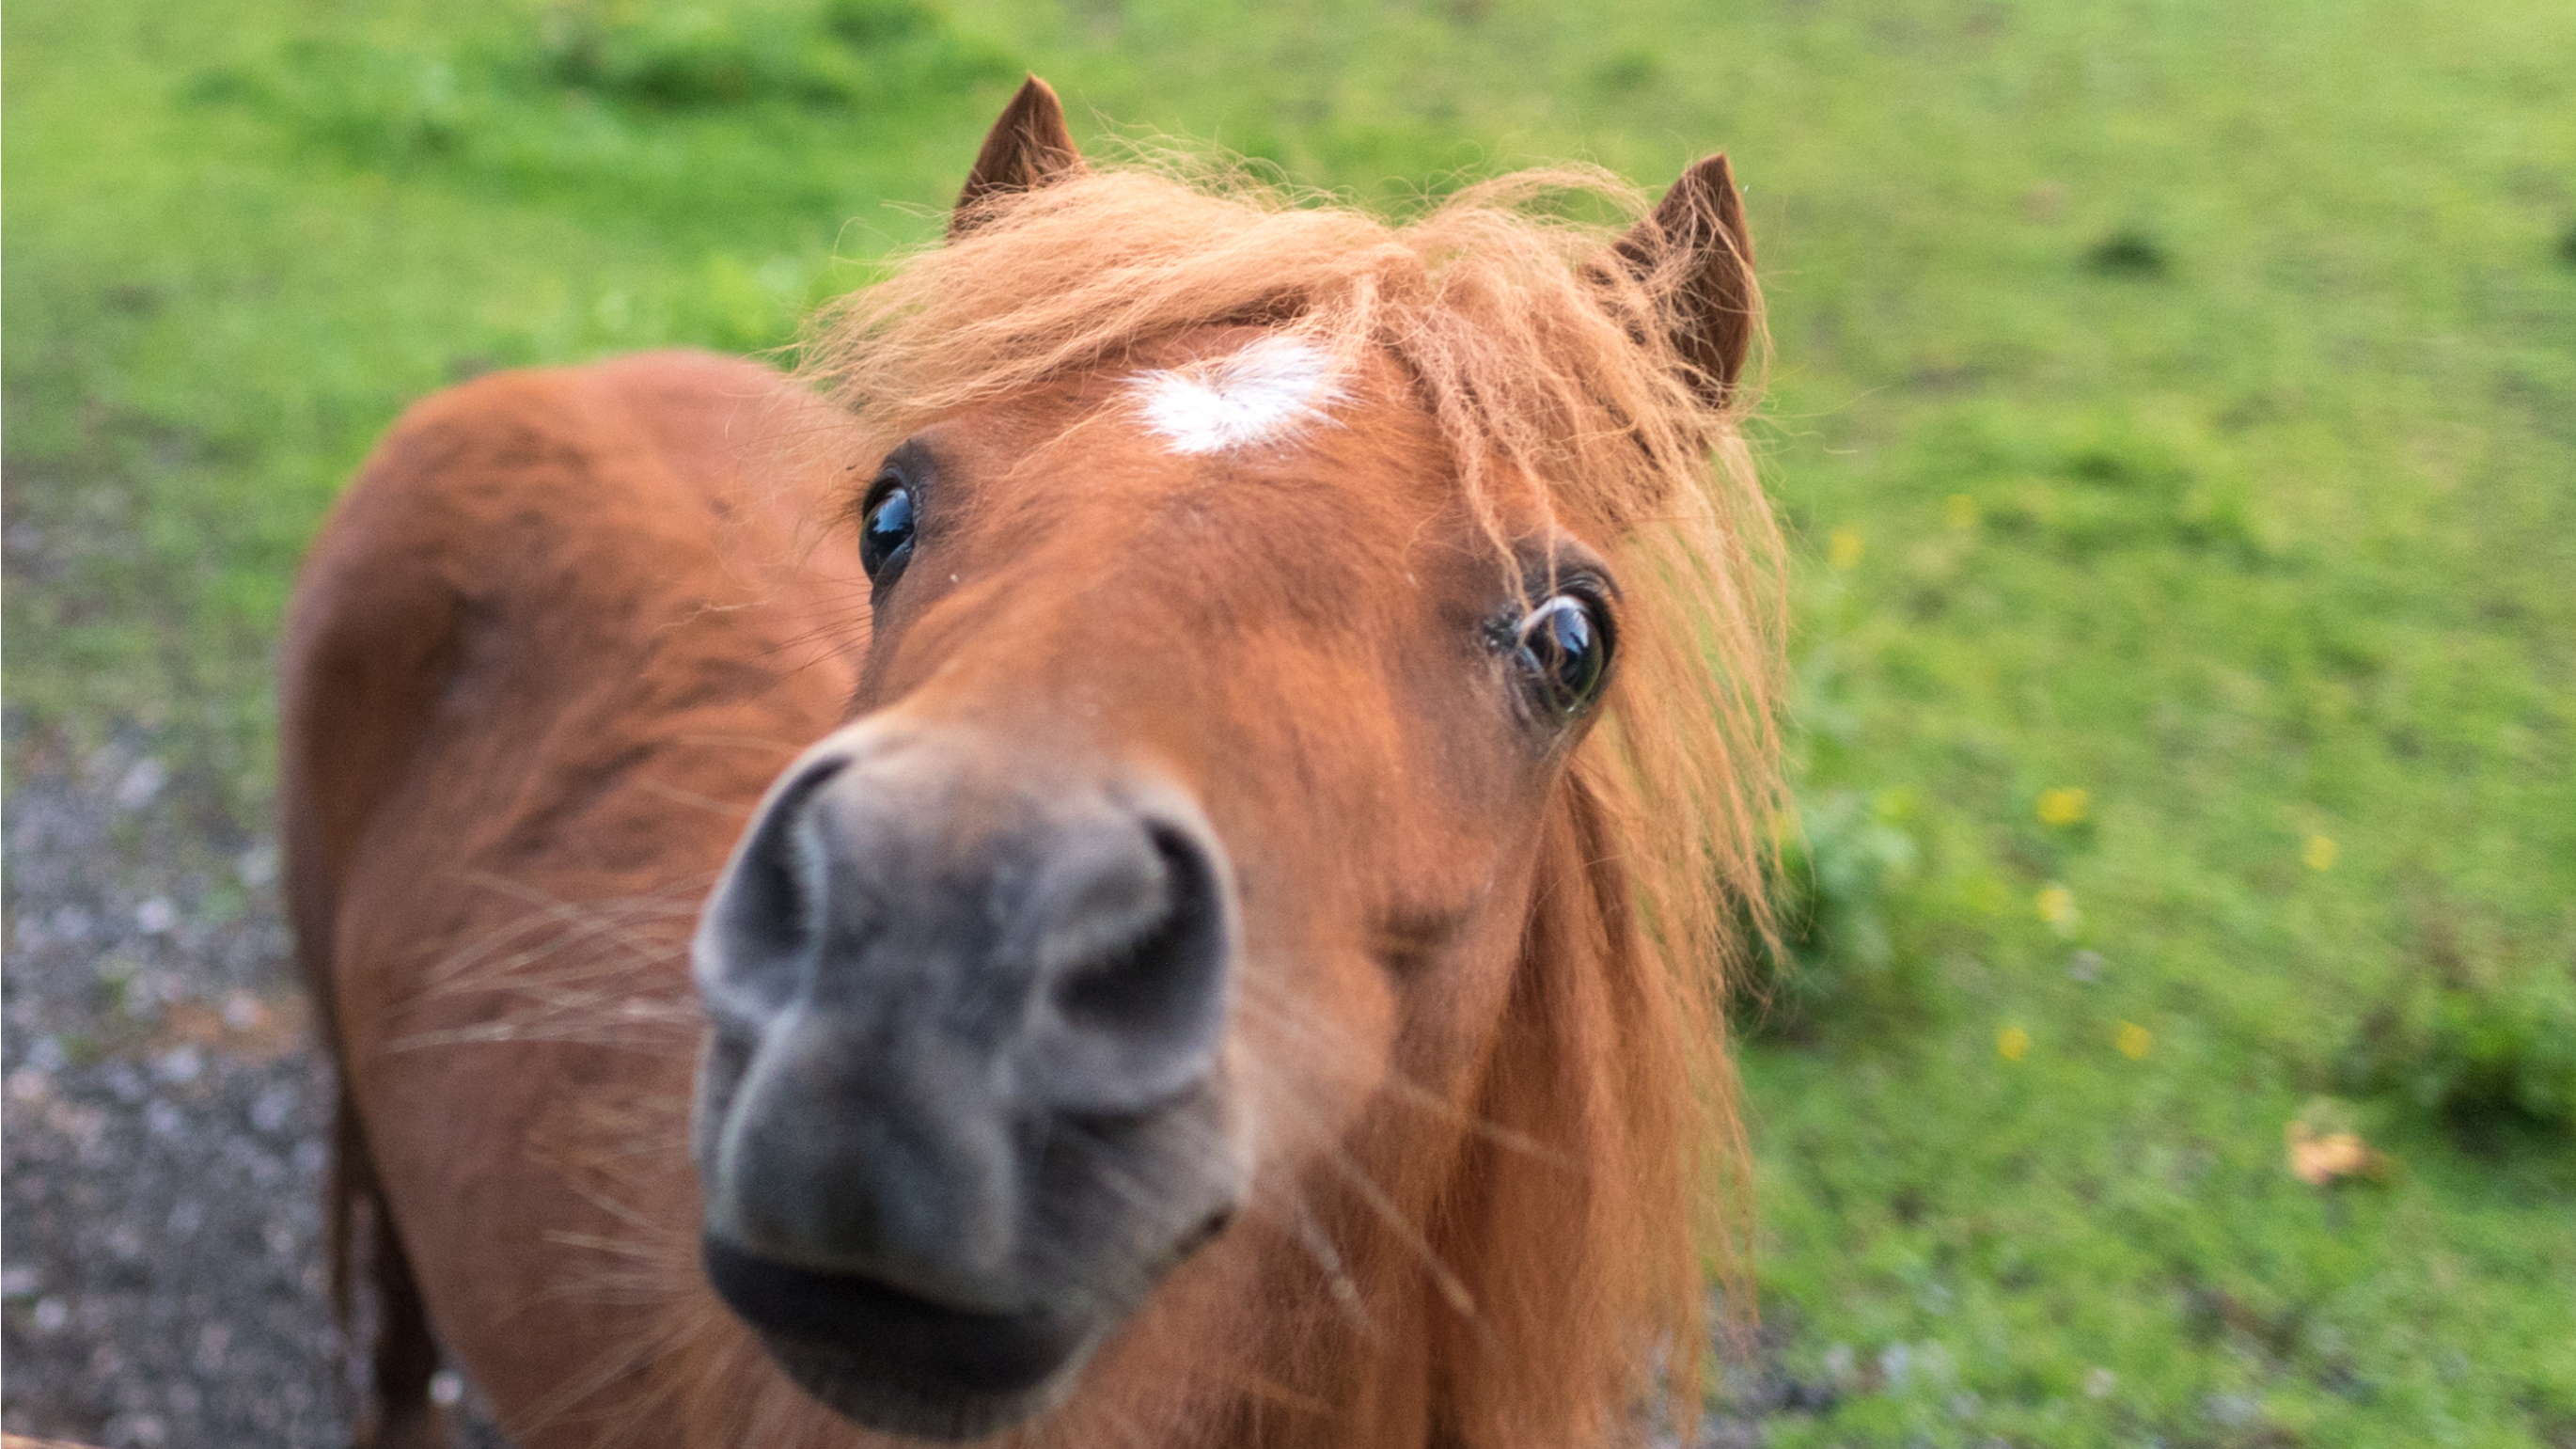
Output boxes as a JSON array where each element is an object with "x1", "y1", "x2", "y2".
[{"x1": 687, "y1": 77, "x2": 1778, "y2": 1445}]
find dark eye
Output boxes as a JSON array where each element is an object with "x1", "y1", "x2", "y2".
[
  {"x1": 860, "y1": 483, "x2": 916, "y2": 580},
  {"x1": 1512, "y1": 593, "x2": 1611, "y2": 717}
]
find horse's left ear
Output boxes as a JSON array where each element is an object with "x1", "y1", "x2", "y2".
[
  {"x1": 952, "y1": 75, "x2": 1087, "y2": 238},
  {"x1": 1609, "y1": 153, "x2": 1758, "y2": 405}
]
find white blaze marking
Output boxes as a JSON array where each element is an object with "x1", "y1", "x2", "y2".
[{"x1": 1130, "y1": 337, "x2": 1343, "y2": 454}]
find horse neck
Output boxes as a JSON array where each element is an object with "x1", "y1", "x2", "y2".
[{"x1": 1230, "y1": 769, "x2": 1695, "y2": 1449}]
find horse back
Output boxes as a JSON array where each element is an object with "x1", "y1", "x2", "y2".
[{"x1": 281, "y1": 350, "x2": 865, "y2": 1444}]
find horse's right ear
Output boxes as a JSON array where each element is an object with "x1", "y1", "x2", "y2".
[
  {"x1": 952, "y1": 75, "x2": 1087, "y2": 238},
  {"x1": 1607, "y1": 153, "x2": 1759, "y2": 406}
]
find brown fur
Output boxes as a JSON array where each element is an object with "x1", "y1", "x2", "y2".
[{"x1": 287, "y1": 87, "x2": 1780, "y2": 1449}]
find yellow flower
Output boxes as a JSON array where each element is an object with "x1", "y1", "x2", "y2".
[
  {"x1": 1997, "y1": 1026, "x2": 2030, "y2": 1062},
  {"x1": 2037, "y1": 788, "x2": 2090, "y2": 827},
  {"x1": 2303, "y1": 834, "x2": 2338, "y2": 871},
  {"x1": 1944, "y1": 494, "x2": 1979, "y2": 530},
  {"x1": 1829, "y1": 528, "x2": 1865, "y2": 569},
  {"x1": 2116, "y1": 1022, "x2": 2153, "y2": 1060},
  {"x1": 2036, "y1": 884, "x2": 2078, "y2": 936}
]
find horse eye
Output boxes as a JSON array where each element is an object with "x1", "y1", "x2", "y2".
[
  {"x1": 1512, "y1": 594, "x2": 1610, "y2": 717},
  {"x1": 859, "y1": 484, "x2": 916, "y2": 580}
]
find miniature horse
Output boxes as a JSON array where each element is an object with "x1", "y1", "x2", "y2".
[{"x1": 284, "y1": 77, "x2": 1782, "y2": 1449}]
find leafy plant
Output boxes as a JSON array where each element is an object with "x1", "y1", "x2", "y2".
[
  {"x1": 2344, "y1": 950, "x2": 2576, "y2": 1137},
  {"x1": 539, "y1": 0, "x2": 1002, "y2": 109},
  {"x1": 2083, "y1": 226, "x2": 2170, "y2": 277},
  {"x1": 187, "y1": 0, "x2": 1014, "y2": 185},
  {"x1": 1742, "y1": 789, "x2": 1919, "y2": 1035}
]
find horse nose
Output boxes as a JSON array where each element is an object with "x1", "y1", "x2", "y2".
[
  {"x1": 691, "y1": 728, "x2": 1237, "y2": 1297},
  {"x1": 701, "y1": 736, "x2": 1233, "y2": 1111}
]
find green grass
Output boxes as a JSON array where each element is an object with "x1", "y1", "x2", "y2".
[{"x1": 7, "y1": 0, "x2": 2572, "y2": 1444}]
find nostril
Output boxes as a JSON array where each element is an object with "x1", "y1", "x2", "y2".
[
  {"x1": 705, "y1": 755, "x2": 849, "y2": 1007},
  {"x1": 1047, "y1": 822, "x2": 1228, "y2": 1074}
]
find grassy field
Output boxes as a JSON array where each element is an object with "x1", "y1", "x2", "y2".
[{"x1": 7, "y1": 0, "x2": 2573, "y2": 1444}]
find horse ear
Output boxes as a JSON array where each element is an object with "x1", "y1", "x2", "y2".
[
  {"x1": 952, "y1": 75, "x2": 1087, "y2": 237},
  {"x1": 1609, "y1": 153, "x2": 1758, "y2": 405}
]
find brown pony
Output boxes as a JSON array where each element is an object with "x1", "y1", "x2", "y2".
[{"x1": 283, "y1": 77, "x2": 1782, "y2": 1449}]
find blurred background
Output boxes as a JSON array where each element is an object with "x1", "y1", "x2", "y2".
[{"x1": 4, "y1": 1, "x2": 2571, "y2": 1444}]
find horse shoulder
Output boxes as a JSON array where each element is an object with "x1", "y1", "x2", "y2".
[
  {"x1": 285, "y1": 348, "x2": 855, "y2": 927},
  {"x1": 282, "y1": 349, "x2": 866, "y2": 1447}
]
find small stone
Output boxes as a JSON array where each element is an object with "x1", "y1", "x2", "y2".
[
  {"x1": 154, "y1": 1044, "x2": 203, "y2": 1084},
  {"x1": 33, "y1": 1295, "x2": 71, "y2": 1332},
  {"x1": 146, "y1": 1099, "x2": 187, "y2": 1140},
  {"x1": 237, "y1": 843, "x2": 279, "y2": 888},
  {"x1": 7, "y1": 1069, "x2": 51, "y2": 1104},
  {"x1": 1, "y1": 1265, "x2": 39, "y2": 1298},
  {"x1": 431, "y1": 1369, "x2": 466, "y2": 1407},
  {"x1": 2205, "y1": 1392, "x2": 2260, "y2": 1428},
  {"x1": 252, "y1": 1082, "x2": 297, "y2": 1136},
  {"x1": 51, "y1": 1102, "x2": 110, "y2": 1151},
  {"x1": 134, "y1": 897, "x2": 179, "y2": 936},
  {"x1": 114, "y1": 757, "x2": 167, "y2": 811},
  {"x1": 222, "y1": 992, "x2": 268, "y2": 1032},
  {"x1": 2084, "y1": 1366, "x2": 2117, "y2": 1399},
  {"x1": 49, "y1": 905, "x2": 95, "y2": 942},
  {"x1": 2069, "y1": 949, "x2": 2105, "y2": 983},
  {"x1": 120, "y1": 973, "x2": 166, "y2": 1016}
]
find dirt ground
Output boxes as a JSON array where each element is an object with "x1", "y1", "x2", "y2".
[{"x1": 0, "y1": 735, "x2": 1797, "y2": 1448}]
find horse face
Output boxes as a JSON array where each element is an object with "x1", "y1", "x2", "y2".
[{"x1": 689, "y1": 332, "x2": 1618, "y2": 1438}]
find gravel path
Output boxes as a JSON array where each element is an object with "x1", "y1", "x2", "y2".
[
  {"x1": 0, "y1": 739, "x2": 520, "y2": 1447},
  {"x1": 3, "y1": 737, "x2": 352, "y2": 1446}
]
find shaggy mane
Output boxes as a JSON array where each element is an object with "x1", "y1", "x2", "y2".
[{"x1": 798, "y1": 160, "x2": 1788, "y2": 1444}]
